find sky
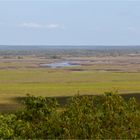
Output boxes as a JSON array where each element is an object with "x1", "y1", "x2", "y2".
[{"x1": 0, "y1": 0, "x2": 140, "y2": 46}]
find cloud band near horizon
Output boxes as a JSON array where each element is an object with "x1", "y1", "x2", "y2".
[{"x1": 19, "y1": 22, "x2": 64, "y2": 29}]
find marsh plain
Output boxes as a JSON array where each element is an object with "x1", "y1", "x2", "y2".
[{"x1": 0, "y1": 48, "x2": 140, "y2": 111}]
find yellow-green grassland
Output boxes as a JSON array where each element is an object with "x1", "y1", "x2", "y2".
[{"x1": 0, "y1": 49, "x2": 140, "y2": 111}]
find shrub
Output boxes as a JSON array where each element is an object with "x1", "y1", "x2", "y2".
[{"x1": 0, "y1": 93, "x2": 139, "y2": 139}]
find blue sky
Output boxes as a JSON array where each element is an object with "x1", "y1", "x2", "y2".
[{"x1": 0, "y1": 0, "x2": 140, "y2": 46}]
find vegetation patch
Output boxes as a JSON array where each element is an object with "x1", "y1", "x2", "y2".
[{"x1": 0, "y1": 93, "x2": 140, "y2": 139}]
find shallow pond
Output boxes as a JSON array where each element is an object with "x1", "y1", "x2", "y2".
[{"x1": 40, "y1": 61, "x2": 80, "y2": 68}]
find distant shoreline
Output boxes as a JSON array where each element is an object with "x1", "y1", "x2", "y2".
[{"x1": 0, "y1": 45, "x2": 140, "y2": 50}]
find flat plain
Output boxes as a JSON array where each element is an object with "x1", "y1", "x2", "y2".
[{"x1": 0, "y1": 49, "x2": 140, "y2": 108}]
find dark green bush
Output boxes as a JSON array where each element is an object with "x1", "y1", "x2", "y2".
[{"x1": 0, "y1": 92, "x2": 139, "y2": 139}]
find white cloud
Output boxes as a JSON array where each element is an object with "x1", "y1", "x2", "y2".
[
  {"x1": 20, "y1": 22, "x2": 42, "y2": 28},
  {"x1": 126, "y1": 27, "x2": 137, "y2": 32},
  {"x1": 46, "y1": 24, "x2": 59, "y2": 29},
  {"x1": 19, "y1": 22, "x2": 64, "y2": 29}
]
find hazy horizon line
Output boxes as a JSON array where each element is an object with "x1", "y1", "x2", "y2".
[{"x1": 0, "y1": 45, "x2": 140, "y2": 46}]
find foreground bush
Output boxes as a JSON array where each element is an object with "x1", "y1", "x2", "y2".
[{"x1": 0, "y1": 92, "x2": 140, "y2": 139}]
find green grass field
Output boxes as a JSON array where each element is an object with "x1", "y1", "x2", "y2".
[{"x1": 0, "y1": 68, "x2": 140, "y2": 103}]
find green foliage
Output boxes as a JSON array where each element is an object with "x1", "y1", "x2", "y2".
[{"x1": 0, "y1": 93, "x2": 140, "y2": 139}]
